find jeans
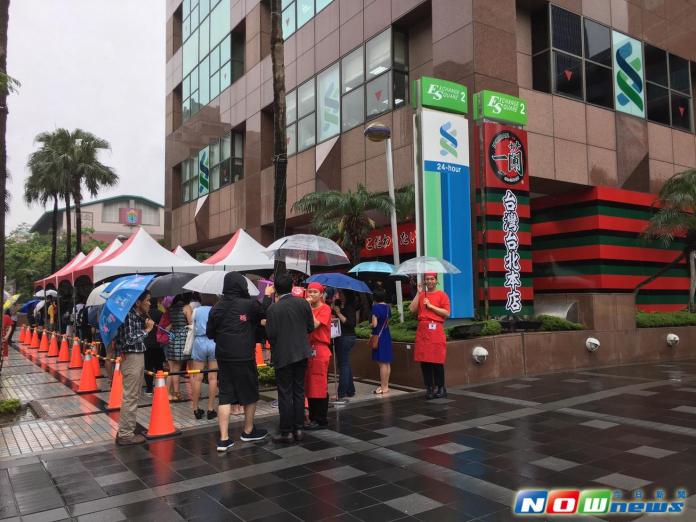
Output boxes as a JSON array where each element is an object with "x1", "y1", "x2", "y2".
[
  {"x1": 276, "y1": 359, "x2": 308, "y2": 434},
  {"x1": 335, "y1": 335, "x2": 356, "y2": 398}
]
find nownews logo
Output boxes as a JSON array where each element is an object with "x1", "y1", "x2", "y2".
[{"x1": 514, "y1": 488, "x2": 687, "y2": 516}]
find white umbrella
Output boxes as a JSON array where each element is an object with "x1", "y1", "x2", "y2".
[
  {"x1": 34, "y1": 289, "x2": 58, "y2": 298},
  {"x1": 183, "y1": 271, "x2": 260, "y2": 296},
  {"x1": 35, "y1": 300, "x2": 46, "y2": 313},
  {"x1": 86, "y1": 283, "x2": 109, "y2": 307},
  {"x1": 395, "y1": 256, "x2": 461, "y2": 275},
  {"x1": 263, "y1": 234, "x2": 349, "y2": 267}
]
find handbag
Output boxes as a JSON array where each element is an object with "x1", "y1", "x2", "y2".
[
  {"x1": 182, "y1": 309, "x2": 197, "y2": 357},
  {"x1": 368, "y1": 306, "x2": 388, "y2": 350}
]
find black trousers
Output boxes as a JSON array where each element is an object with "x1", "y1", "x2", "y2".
[
  {"x1": 276, "y1": 359, "x2": 308, "y2": 434},
  {"x1": 308, "y1": 396, "x2": 329, "y2": 426},
  {"x1": 144, "y1": 344, "x2": 166, "y2": 391},
  {"x1": 421, "y1": 362, "x2": 445, "y2": 388}
]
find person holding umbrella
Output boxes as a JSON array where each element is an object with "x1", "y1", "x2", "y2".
[
  {"x1": 304, "y1": 282, "x2": 332, "y2": 430},
  {"x1": 409, "y1": 272, "x2": 451, "y2": 399}
]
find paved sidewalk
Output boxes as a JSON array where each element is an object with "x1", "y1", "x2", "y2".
[{"x1": 2, "y1": 347, "x2": 696, "y2": 521}]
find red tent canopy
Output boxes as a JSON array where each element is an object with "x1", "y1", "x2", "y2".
[
  {"x1": 35, "y1": 253, "x2": 85, "y2": 289},
  {"x1": 69, "y1": 238, "x2": 124, "y2": 283}
]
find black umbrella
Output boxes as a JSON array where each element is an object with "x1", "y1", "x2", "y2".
[{"x1": 148, "y1": 272, "x2": 197, "y2": 297}]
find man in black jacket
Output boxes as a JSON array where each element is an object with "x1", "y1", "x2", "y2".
[
  {"x1": 207, "y1": 272, "x2": 272, "y2": 451},
  {"x1": 265, "y1": 273, "x2": 315, "y2": 443}
]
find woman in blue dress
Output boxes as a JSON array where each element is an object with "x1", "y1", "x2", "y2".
[{"x1": 371, "y1": 288, "x2": 392, "y2": 395}]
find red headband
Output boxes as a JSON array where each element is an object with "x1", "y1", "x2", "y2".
[
  {"x1": 307, "y1": 282, "x2": 324, "y2": 292},
  {"x1": 424, "y1": 272, "x2": 438, "y2": 278}
]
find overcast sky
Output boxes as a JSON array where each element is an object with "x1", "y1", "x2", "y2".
[{"x1": 5, "y1": 0, "x2": 165, "y2": 232}]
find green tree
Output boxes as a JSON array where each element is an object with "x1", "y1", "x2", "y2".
[
  {"x1": 292, "y1": 183, "x2": 395, "y2": 263},
  {"x1": 637, "y1": 169, "x2": 696, "y2": 311},
  {"x1": 270, "y1": 0, "x2": 287, "y2": 242}
]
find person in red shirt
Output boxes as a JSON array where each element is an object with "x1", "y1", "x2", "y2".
[
  {"x1": 409, "y1": 272, "x2": 451, "y2": 399},
  {"x1": 304, "y1": 282, "x2": 331, "y2": 430},
  {"x1": 2, "y1": 309, "x2": 13, "y2": 358}
]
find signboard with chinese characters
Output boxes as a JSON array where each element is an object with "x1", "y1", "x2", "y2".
[
  {"x1": 118, "y1": 208, "x2": 142, "y2": 226},
  {"x1": 420, "y1": 108, "x2": 474, "y2": 318},
  {"x1": 473, "y1": 90, "x2": 528, "y2": 126},
  {"x1": 475, "y1": 123, "x2": 533, "y2": 316},
  {"x1": 360, "y1": 223, "x2": 416, "y2": 258},
  {"x1": 612, "y1": 31, "x2": 645, "y2": 118},
  {"x1": 415, "y1": 76, "x2": 468, "y2": 114}
]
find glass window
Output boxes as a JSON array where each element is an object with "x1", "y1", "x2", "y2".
[
  {"x1": 281, "y1": 0, "x2": 293, "y2": 9},
  {"x1": 287, "y1": 123, "x2": 296, "y2": 155},
  {"x1": 298, "y1": 79, "x2": 315, "y2": 118},
  {"x1": 297, "y1": 0, "x2": 314, "y2": 28},
  {"x1": 646, "y1": 82, "x2": 670, "y2": 125},
  {"x1": 199, "y1": 56, "x2": 210, "y2": 106},
  {"x1": 553, "y1": 51, "x2": 583, "y2": 99},
  {"x1": 287, "y1": 90, "x2": 297, "y2": 123},
  {"x1": 232, "y1": 157, "x2": 243, "y2": 182},
  {"x1": 233, "y1": 132, "x2": 243, "y2": 158},
  {"x1": 210, "y1": 45, "x2": 220, "y2": 71},
  {"x1": 341, "y1": 47, "x2": 363, "y2": 93},
  {"x1": 199, "y1": 16, "x2": 210, "y2": 58},
  {"x1": 220, "y1": 158, "x2": 231, "y2": 186},
  {"x1": 531, "y1": 6, "x2": 549, "y2": 54},
  {"x1": 221, "y1": 133, "x2": 231, "y2": 160},
  {"x1": 669, "y1": 54, "x2": 690, "y2": 94},
  {"x1": 532, "y1": 51, "x2": 551, "y2": 93},
  {"x1": 366, "y1": 72, "x2": 391, "y2": 117},
  {"x1": 210, "y1": 140, "x2": 219, "y2": 166},
  {"x1": 210, "y1": 0, "x2": 230, "y2": 46},
  {"x1": 220, "y1": 34, "x2": 231, "y2": 64},
  {"x1": 190, "y1": 5, "x2": 199, "y2": 30},
  {"x1": 366, "y1": 29, "x2": 391, "y2": 79},
  {"x1": 645, "y1": 44, "x2": 668, "y2": 86},
  {"x1": 341, "y1": 86, "x2": 364, "y2": 131},
  {"x1": 183, "y1": 16, "x2": 191, "y2": 40},
  {"x1": 551, "y1": 5, "x2": 581, "y2": 56},
  {"x1": 184, "y1": 0, "x2": 191, "y2": 16},
  {"x1": 190, "y1": 89, "x2": 199, "y2": 114},
  {"x1": 317, "y1": 64, "x2": 341, "y2": 141},
  {"x1": 298, "y1": 115, "x2": 315, "y2": 151},
  {"x1": 585, "y1": 63, "x2": 612, "y2": 108},
  {"x1": 393, "y1": 71, "x2": 407, "y2": 107},
  {"x1": 220, "y1": 61, "x2": 232, "y2": 90},
  {"x1": 198, "y1": 147, "x2": 210, "y2": 196},
  {"x1": 183, "y1": 181, "x2": 191, "y2": 203},
  {"x1": 183, "y1": 29, "x2": 198, "y2": 75},
  {"x1": 210, "y1": 71, "x2": 220, "y2": 99},
  {"x1": 671, "y1": 92, "x2": 692, "y2": 131},
  {"x1": 282, "y1": 4, "x2": 296, "y2": 39},
  {"x1": 583, "y1": 19, "x2": 610, "y2": 66},
  {"x1": 182, "y1": 159, "x2": 190, "y2": 181},
  {"x1": 182, "y1": 75, "x2": 190, "y2": 99},
  {"x1": 210, "y1": 165, "x2": 220, "y2": 191},
  {"x1": 393, "y1": 31, "x2": 408, "y2": 71},
  {"x1": 200, "y1": 0, "x2": 210, "y2": 17},
  {"x1": 316, "y1": 0, "x2": 332, "y2": 12}
]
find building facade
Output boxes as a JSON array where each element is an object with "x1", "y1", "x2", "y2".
[
  {"x1": 165, "y1": 0, "x2": 696, "y2": 312},
  {"x1": 31, "y1": 195, "x2": 164, "y2": 242}
]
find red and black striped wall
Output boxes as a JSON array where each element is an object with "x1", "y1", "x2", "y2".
[{"x1": 531, "y1": 186, "x2": 688, "y2": 312}]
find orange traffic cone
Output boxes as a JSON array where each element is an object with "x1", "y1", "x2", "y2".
[
  {"x1": 57, "y1": 335, "x2": 70, "y2": 362},
  {"x1": 31, "y1": 328, "x2": 40, "y2": 348},
  {"x1": 18, "y1": 325, "x2": 25, "y2": 345},
  {"x1": 146, "y1": 371, "x2": 180, "y2": 439},
  {"x1": 38, "y1": 330, "x2": 49, "y2": 352},
  {"x1": 106, "y1": 357, "x2": 123, "y2": 410},
  {"x1": 255, "y1": 343, "x2": 265, "y2": 366},
  {"x1": 68, "y1": 339, "x2": 83, "y2": 369},
  {"x1": 77, "y1": 350, "x2": 98, "y2": 393},
  {"x1": 91, "y1": 343, "x2": 101, "y2": 377},
  {"x1": 47, "y1": 333, "x2": 59, "y2": 357}
]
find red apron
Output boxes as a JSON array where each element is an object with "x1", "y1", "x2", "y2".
[
  {"x1": 414, "y1": 320, "x2": 447, "y2": 364},
  {"x1": 305, "y1": 343, "x2": 331, "y2": 398}
]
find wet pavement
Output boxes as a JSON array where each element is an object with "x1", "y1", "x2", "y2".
[{"x1": 2, "y1": 345, "x2": 696, "y2": 521}]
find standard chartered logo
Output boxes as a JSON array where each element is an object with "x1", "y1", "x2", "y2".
[
  {"x1": 487, "y1": 96, "x2": 503, "y2": 114},
  {"x1": 439, "y1": 121, "x2": 457, "y2": 158},
  {"x1": 616, "y1": 41, "x2": 644, "y2": 112},
  {"x1": 199, "y1": 151, "x2": 209, "y2": 194}
]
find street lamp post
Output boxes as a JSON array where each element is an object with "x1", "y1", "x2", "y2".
[{"x1": 364, "y1": 123, "x2": 404, "y2": 323}]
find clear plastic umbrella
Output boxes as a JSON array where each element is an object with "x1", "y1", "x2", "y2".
[
  {"x1": 263, "y1": 234, "x2": 349, "y2": 267},
  {"x1": 394, "y1": 256, "x2": 461, "y2": 275},
  {"x1": 85, "y1": 283, "x2": 109, "y2": 307},
  {"x1": 34, "y1": 289, "x2": 58, "y2": 298},
  {"x1": 183, "y1": 271, "x2": 260, "y2": 296}
]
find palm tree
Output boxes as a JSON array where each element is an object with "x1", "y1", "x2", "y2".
[
  {"x1": 393, "y1": 184, "x2": 415, "y2": 222},
  {"x1": 69, "y1": 129, "x2": 117, "y2": 253},
  {"x1": 25, "y1": 153, "x2": 62, "y2": 273},
  {"x1": 270, "y1": 0, "x2": 287, "y2": 241},
  {"x1": 0, "y1": 0, "x2": 10, "y2": 312},
  {"x1": 292, "y1": 184, "x2": 394, "y2": 263},
  {"x1": 636, "y1": 169, "x2": 696, "y2": 311}
]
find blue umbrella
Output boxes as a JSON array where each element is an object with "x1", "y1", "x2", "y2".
[
  {"x1": 20, "y1": 299, "x2": 40, "y2": 313},
  {"x1": 348, "y1": 261, "x2": 395, "y2": 275},
  {"x1": 98, "y1": 274, "x2": 156, "y2": 346},
  {"x1": 305, "y1": 273, "x2": 372, "y2": 293}
]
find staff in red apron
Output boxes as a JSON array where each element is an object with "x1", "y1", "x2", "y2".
[
  {"x1": 409, "y1": 272, "x2": 451, "y2": 399},
  {"x1": 304, "y1": 282, "x2": 332, "y2": 430}
]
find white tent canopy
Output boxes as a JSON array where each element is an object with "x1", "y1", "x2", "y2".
[
  {"x1": 203, "y1": 228, "x2": 310, "y2": 274},
  {"x1": 92, "y1": 227, "x2": 209, "y2": 282},
  {"x1": 173, "y1": 245, "x2": 197, "y2": 263}
]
